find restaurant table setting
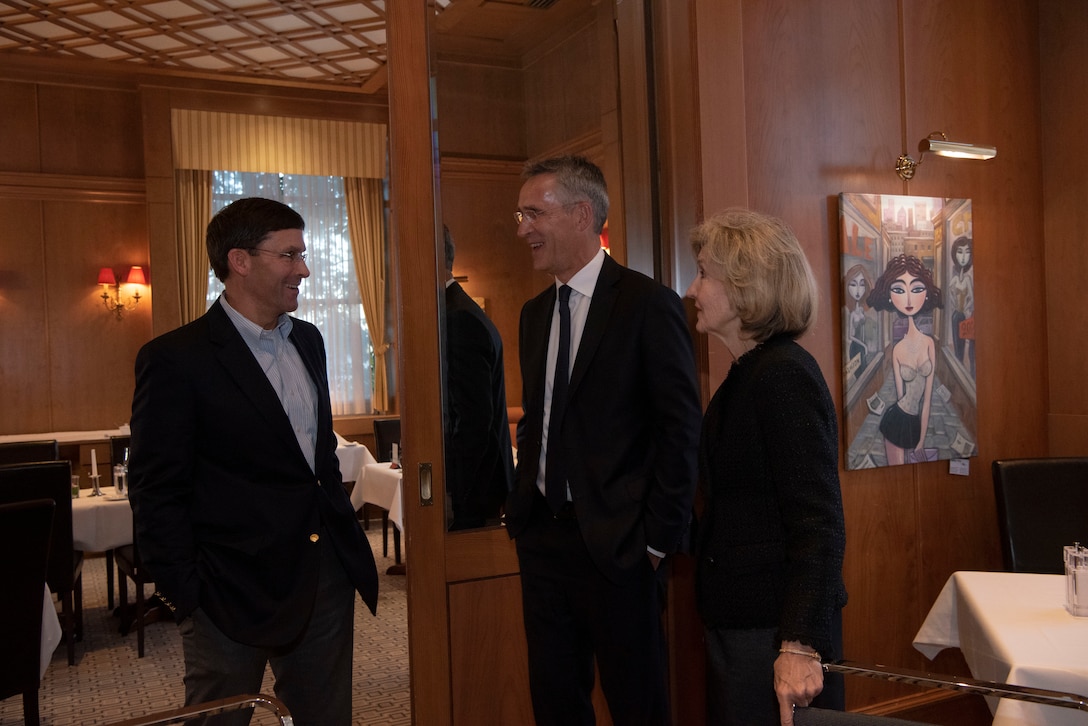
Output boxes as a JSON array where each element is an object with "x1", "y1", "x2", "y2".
[
  {"x1": 335, "y1": 432, "x2": 376, "y2": 484},
  {"x1": 72, "y1": 485, "x2": 133, "y2": 553},
  {"x1": 350, "y1": 462, "x2": 403, "y2": 532},
  {"x1": 914, "y1": 569, "x2": 1088, "y2": 726}
]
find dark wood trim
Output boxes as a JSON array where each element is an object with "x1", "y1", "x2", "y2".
[{"x1": 0, "y1": 172, "x2": 145, "y2": 203}]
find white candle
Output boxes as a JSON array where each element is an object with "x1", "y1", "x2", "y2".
[{"x1": 91, "y1": 448, "x2": 98, "y2": 478}]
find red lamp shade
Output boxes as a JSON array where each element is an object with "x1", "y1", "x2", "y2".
[
  {"x1": 125, "y1": 266, "x2": 148, "y2": 285},
  {"x1": 97, "y1": 267, "x2": 117, "y2": 285}
]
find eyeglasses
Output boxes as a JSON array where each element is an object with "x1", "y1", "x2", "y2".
[
  {"x1": 247, "y1": 248, "x2": 308, "y2": 263},
  {"x1": 514, "y1": 201, "x2": 583, "y2": 226}
]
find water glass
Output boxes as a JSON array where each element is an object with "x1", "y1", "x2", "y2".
[
  {"x1": 1065, "y1": 543, "x2": 1088, "y2": 617},
  {"x1": 112, "y1": 464, "x2": 127, "y2": 497}
]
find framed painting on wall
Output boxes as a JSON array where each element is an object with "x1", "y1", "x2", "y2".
[{"x1": 840, "y1": 193, "x2": 977, "y2": 470}]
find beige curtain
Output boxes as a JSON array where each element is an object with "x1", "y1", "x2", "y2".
[
  {"x1": 175, "y1": 169, "x2": 214, "y2": 324},
  {"x1": 172, "y1": 110, "x2": 385, "y2": 178},
  {"x1": 345, "y1": 177, "x2": 390, "y2": 413}
]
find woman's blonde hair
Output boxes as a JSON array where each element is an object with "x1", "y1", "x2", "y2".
[{"x1": 690, "y1": 208, "x2": 818, "y2": 342}]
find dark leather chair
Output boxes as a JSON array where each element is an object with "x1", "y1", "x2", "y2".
[
  {"x1": 370, "y1": 418, "x2": 401, "y2": 562},
  {"x1": 0, "y1": 498, "x2": 55, "y2": 726},
  {"x1": 0, "y1": 461, "x2": 84, "y2": 665},
  {"x1": 372, "y1": 418, "x2": 401, "y2": 463},
  {"x1": 992, "y1": 457, "x2": 1088, "y2": 574},
  {"x1": 0, "y1": 440, "x2": 59, "y2": 466},
  {"x1": 115, "y1": 530, "x2": 152, "y2": 657},
  {"x1": 109, "y1": 433, "x2": 157, "y2": 656}
]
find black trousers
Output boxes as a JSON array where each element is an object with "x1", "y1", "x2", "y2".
[
  {"x1": 704, "y1": 611, "x2": 845, "y2": 726},
  {"x1": 515, "y1": 493, "x2": 670, "y2": 726}
]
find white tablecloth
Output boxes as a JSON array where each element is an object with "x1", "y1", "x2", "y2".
[
  {"x1": 914, "y1": 570, "x2": 1088, "y2": 726},
  {"x1": 64, "y1": 436, "x2": 367, "y2": 553},
  {"x1": 334, "y1": 434, "x2": 376, "y2": 483},
  {"x1": 350, "y1": 462, "x2": 404, "y2": 531},
  {"x1": 71, "y1": 486, "x2": 133, "y2": 552},
  {"x1": 40, "y1": 585, "x2": 61, "y2": 678}
]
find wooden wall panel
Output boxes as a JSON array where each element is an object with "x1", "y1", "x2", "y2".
[
  {"x1": 741, "y1": 0, "x2": 903, "y2": 376},
  {"x1": 0, "y1": 81, "x2": 41, "y2": 173},
  {"x1": 1040, "y1": 0, "x2": 1088, "y2": 454},
  {"x1": 0, "y1": 198, "x2": 51, "y2": 433},
  {"x1": 435, "y1": 61, "x2": 525, "y2": 159},
  {"x1": 448, "y1": 576, "x2": 534, "y2": 725},
  {"x1": 523, "y1": 21, "x2": 601, "y2": 160},
  {"x1": 902, "y1": 0, "x2": 1045, "y2": 606},
  {"x1": 37, "y1": 85, "x2": 144, "y2": 178},
  {"x1": 42, "y1": 199, "x2": 150, "y2": 431}
]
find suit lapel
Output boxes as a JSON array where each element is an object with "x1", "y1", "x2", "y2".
[{"x1": 569, "y1": 255, "x2": 620, "y2": 396}]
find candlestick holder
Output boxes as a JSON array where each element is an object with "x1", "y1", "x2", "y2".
[{"x1": 89, "y1": 474, "x2": 104, "y2": 497}]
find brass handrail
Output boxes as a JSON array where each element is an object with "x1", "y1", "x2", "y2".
[
  {"x1": 103, "y1": 694, "x2": 293, "y2": 725},
  {"x1": 825, "y1": 660, "x2": 1088, "y2": 712}
]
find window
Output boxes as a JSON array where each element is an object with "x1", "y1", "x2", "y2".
[{"x1": 208, "y1": 172, "x2": 375, "y2": 415}]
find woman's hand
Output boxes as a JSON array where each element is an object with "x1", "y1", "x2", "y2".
[{"x1": 774, "y1": 641, "x2": 824, "y2": 726}]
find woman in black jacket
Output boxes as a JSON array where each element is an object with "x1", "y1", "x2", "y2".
[{"x1": 685, "y1": 208, "x2": 848, "y2": 726}]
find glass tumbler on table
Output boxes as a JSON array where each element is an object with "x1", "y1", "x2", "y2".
[
  {"x1": 112, "y1": 464, "x2": 126, "y2": 497},
  {"x1": 1065, "y1": 543, "x2": 1088, "y2": 617}
]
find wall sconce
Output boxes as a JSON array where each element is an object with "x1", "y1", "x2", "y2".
[
  {"x1": 98, "y1": 266, "x2": 147, "y2": 320},
  {"x1": 895, "y1": 132, "x2": 997, "y2": 180}
]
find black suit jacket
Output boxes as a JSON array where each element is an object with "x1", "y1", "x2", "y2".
[
  {"x1": 444, "y1": 281, "x2": 514, "y2": 529},
  {"x1": 129, "y1": 300, "x2": 378, "y2": 648},
  {"x1": 505, "y1": 254, "x2": 701, "y2": 583}
]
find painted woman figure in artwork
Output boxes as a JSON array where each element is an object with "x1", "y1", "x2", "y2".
[
  {"x1": 867, "y1": 254, "x2": 944, "y2": 466},
  {"x1": 842, "y1": 264, "x2": 875, "y2": 380},
  {"x1": 947, "y1": 236, "x2": 975, "y2": 375}
]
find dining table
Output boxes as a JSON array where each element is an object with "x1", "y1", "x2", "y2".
[
  {"x1": 65, "y1": 440, "x2": 367, "y2": 547},
  {"x1": 334, "y1": 434, "x2": 376, "y2": 484},
  {"x1": 72, "y1": 486, "x2": 133, "y2": 552},
  {"x1": 349, "y1": 461, "x2": 404, "y2": 566},
  {"x1": 913, "y1": 570, "x2": 1088, "y2": 726}
]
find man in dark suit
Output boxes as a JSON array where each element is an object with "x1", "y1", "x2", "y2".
[
  {"x1": 442, "y1": 224, "x2": 514, "y2": 530},
  {"x1": 129, "y1": 197, "x2": 379, "y2": 725},
  {"x1": 505, "y1": 155, "x2": 702, "y2": 725}
]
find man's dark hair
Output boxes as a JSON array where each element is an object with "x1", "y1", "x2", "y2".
[{"x1": 206, "y1": 197, "x2": 304, "y2": 282}]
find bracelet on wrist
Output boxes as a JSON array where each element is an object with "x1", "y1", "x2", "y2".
[{"x1": 779, "y1": 647, "x2": 821, "y2": 660}]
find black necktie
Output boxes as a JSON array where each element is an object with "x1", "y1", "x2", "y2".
[{"x1": 545, "y1": 285, "x2": 572, "y2": 513}]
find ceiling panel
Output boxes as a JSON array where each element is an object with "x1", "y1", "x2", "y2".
[{"x1": 0, "y1": 0, "x2": 587, "y2": 90}]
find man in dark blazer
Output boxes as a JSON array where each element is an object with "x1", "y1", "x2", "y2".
[
  {"x1": 443, "y1": 224, "x2": 514, "y2": 530},
  {"x1": 129, "y1": 197, "x2": 378, "y2": 725},
  {"x1": 505, "y1": 156, "x2": 702, "y2": 726}
]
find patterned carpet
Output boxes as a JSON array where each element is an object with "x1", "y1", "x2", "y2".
[{"x1": 0, "y1": 529, "x2": 409, "y2": 725}]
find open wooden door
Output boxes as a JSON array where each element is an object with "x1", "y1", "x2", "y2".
[
  {"x1": 386, "y1": 4, "x2": 541, "y2": 718},
  {"x1": 386, "y1": 1, "x2": 703, "y2": 723}
]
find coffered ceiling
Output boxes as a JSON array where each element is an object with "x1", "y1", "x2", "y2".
[{"x1": 0, "y1": 0, "x2": 586, "y2": 91}]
